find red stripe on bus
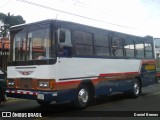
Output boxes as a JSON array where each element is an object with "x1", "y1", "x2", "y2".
[
  {"x1": 57, "y1": 80, "x2": 81, "y2": 85},
  {"x1": 142, "y1": 60, "x2": 156, "y2": 64},
  {"x1": 100, "y1": 72, "x2": 139, "y2": 77}
]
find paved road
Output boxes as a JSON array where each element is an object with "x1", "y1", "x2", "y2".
[{"x1": 0, "y1": 83, "x2": 160, "y2": 120}]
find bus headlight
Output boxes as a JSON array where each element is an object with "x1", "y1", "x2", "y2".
[
  {"x1": 38, "y1": 81, "x2": 49, "y2": 88},
  {"x1": 7, "y1": 80, "x2": 15, "y2": 86},
  {"x1": 37, "y1": 79, "x2": 56, "y2": 90}
]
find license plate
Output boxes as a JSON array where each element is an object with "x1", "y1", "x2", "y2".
[{"x1": 37, "y1": 94, "x2": 44, "y2": 100}]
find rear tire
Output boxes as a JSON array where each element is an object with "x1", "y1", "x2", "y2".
[
  {"x1": 130, "y1": 79, "x2": 141, "y2": 98},
  {"x1": 73, "y1": 84, "x2": 90, "y2": 109}
]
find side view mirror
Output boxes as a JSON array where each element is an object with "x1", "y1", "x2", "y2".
[{"x1": 60, "y1": 31, "x2": 65, "y2": 43}]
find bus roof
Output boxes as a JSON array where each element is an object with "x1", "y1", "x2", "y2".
[
  {"x1": 10, "y1": 19, "x2": 53, "y2": 30},
  {"x1": 10, "y1": 19, "x2": 153, "y2": 40}
]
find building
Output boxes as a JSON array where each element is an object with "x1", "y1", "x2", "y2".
[
  {"x1": 0, "y1": 20, "x2": 4, "y2": 37},
  {"x1": 0, "y1": 37, "x2": 10, "y2": 71},
  {"x1": 155, "y1": 38, "x2": 160, "y2": 58}
]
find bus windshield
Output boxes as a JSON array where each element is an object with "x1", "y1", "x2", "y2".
[{"x1": 12, "y1": 24, "x2": 55, "y2": 61}]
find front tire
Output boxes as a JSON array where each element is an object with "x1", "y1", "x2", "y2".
[{"x1": 73, "y1": 84, "x2": 90, "y2": 109}]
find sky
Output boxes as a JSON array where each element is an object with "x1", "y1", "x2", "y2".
[{"x1": 0, "y1": 0, "x2": 160, "y2": 37}]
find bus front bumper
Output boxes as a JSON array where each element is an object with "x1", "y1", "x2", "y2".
[{"x1": 5, "y1": 89, "x2": 75, "y2": 103}]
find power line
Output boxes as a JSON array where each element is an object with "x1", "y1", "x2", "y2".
[
  {"x1": 59, "y1": 0, "x2": 125, "y2": 20},
  {"x1": 72, "y1": 0, "x2": 88, "y2": 7},
  {"x1": 16, "y1": 0, "x2": 136, "y2": 30}
]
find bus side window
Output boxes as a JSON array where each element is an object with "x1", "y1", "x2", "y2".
[
  {"x1": 59, "y1": 31, "x2": 65, "y2": 43},
  {"x1": 111, "y1": 37, "x2": 123, "y2": 57},
  {"x1": 59, "y1": 46, "x2": 72, "y2": 57},
  {"x1": 58, "y1": 28, "x2": 72, "y2": 57},
  {"x1": 135, "y1": 39, "x2": 144, "y2": 58}
]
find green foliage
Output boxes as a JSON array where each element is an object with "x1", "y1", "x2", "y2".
[{"x1": 0, "y1": 12, "x2": 26, "y2": 37}]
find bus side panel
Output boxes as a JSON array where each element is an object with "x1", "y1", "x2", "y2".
[
  {"x1": 57, "y1": 58, "x2": 141, "y2": 97},
  {"x1": 58, "y1": 58, "x2": 141, "y2": 80},
  {"x1": 94, "y1": 79, "x2": 133, "y2": 96}
]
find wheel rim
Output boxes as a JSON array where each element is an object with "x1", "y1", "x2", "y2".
[
  {"x1": 134, "y1": 82, "x2": 139, "y2": 95},
  {"x1": 78, "y1": 88, "x2": 89, "y2": 104}
]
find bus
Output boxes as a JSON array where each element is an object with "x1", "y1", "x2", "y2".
[{"x1": 6, "y1": 20, "x2": 156, "y2": 108}]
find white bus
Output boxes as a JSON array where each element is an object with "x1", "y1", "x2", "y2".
[{"x1": 6, "y1": 20, "x2": 156, "y2": 108}]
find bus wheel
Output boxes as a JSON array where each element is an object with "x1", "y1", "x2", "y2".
[
  {"x1": 130, "y1": 79, "x2": 141, "y2": 98},
  {"x1": 37, "y1": 100, "x2": 51, "y2": 106},
  {"x1": 74, "y1": 84, "x2": 90, "y2": 109}
]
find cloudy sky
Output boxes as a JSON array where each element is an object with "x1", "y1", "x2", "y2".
[{"x1": 0, "y1": 0, "x2": 160, "y2": 37}]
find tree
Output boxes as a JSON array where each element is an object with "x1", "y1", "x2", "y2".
[{"x1": 0, "y1": 12, "x2": 26, "y2": 37}]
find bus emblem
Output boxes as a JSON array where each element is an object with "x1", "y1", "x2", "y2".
[{"x1": 18, "y1": 71, "x2": 33, "y2": 75}]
